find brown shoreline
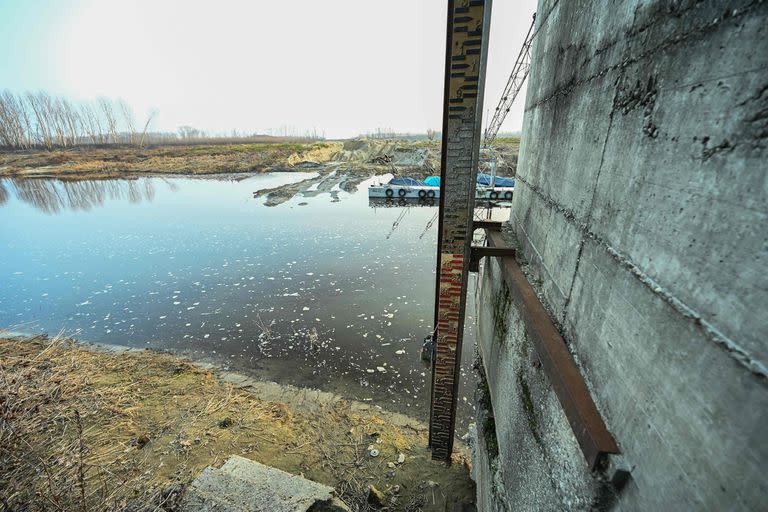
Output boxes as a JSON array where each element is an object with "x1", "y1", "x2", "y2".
[
  {"x1": 0, "y1": 334, "x2": 476, "y2": 511},
  {"x1": 0, "y1": 142, "x2": 327, "y2": 180}
]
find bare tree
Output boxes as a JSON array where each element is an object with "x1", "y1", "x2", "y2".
[
  {"x1": 40, "y1": 93, "x2": 68, "y2": 147},
  {"x1": 78, "y1": 103, "x2": 101, "y2": 145},
  {"x1": 97, "y1": 97, "x2": 118, "y2": 144},
  {"x1": 138, "y1": 109, "x2": 157, "y2": 148},
  {"x1": 118, "y1": 99, "x2": 136, "y2": 145},
  {"x1": 177, "y1": 125, "x2": 200, "y2": 140},
  {"x1": 0, "y1": 91, "x2": 31, "y2": 148},
  {"x1": 61, "y1": 98, "x2": 82, "y2": 146},
  {"x1": 26, "y1": 92, "x2": 54, "y2": 149}
]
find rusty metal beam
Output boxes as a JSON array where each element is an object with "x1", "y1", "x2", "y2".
[
  {"x1": 472, "y1": 219, "x2": 503, "y2": 231},
  {"x1": 469, "y1": 245, "x2": 516, "y2": 272},
  {"x1": 471, "y1": 245, "x2": 516, "y2": 259},
  {"x1": 486, "y1": 229, "x2": 620, "y2": 469}
]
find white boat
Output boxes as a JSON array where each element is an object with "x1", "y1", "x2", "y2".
[{"x1": 368, "y1": 183, "x2": 514, "y2": 201}]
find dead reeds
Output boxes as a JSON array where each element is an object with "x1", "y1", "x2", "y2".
[{"x1": 0, "y1": 334, "x2": 474, "y2": 511}]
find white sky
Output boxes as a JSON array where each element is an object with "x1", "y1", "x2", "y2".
[{"x1": 0, "y1": 0, "x2": 537, "y2": 139}]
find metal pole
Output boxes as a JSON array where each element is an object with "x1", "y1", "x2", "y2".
[{"x1": 429, "y1": 0, "x2": 493, "y2": 462}]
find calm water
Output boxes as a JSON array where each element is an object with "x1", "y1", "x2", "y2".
[{"x1": 0, "y1": 173, "x2": 484, "y2": 429}]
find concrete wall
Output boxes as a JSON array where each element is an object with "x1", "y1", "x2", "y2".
[{"x1": 474, "y1": 0, "x2": 768, "y2": 510}]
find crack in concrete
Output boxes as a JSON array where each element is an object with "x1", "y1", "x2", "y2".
[
  {"x1": 561, "y1": 52, "x2": 628, "y2": 326},
  {"x1": 512, "y1": 175, "x2": 768, "y2": 379},
  {"x1": 524, "y1": 0, "x2": 765, "y2": 113}
]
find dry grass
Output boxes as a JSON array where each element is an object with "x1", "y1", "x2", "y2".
[
  {"x1": 0, "y1": 335, "x2": 474, "y2": 511},
  {"x1": 0, "y1": 143, "x2": 335, "y2": 180}
]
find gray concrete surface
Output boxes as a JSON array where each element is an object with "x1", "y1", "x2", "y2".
[
  {"x1": 181, "y1": 456, "x2": 349, "y2": 512},
  {"x1": 473, "y1": 0, "x2": 768, "y2": 509}
]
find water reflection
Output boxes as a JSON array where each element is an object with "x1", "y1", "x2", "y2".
[
  {"x1": 0, "y1": 174, "x2": 490, "y2": 429},
  {"x1": 2, "y1": 178, "x2": 158, "y2": 214},
  {"x1": 369, "y1": 197, "x2": 438, "y2": 208}
]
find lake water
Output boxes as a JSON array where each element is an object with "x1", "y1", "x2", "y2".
[{"x1": 0, "y1": 173, "x2": 493, "y2": 430}]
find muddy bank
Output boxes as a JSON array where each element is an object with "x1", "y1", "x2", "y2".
[
  {"x1": 0, "y1": 143, "x2": 325, "y2": 180},
  {"x1": 0, "y1": 334, "x2": 475, "y2": 511},
  {"x1": 0, "y1": 139, "x2": 434, "y2": 181},
  {"x1": 0, "y1": 138, "x2": 519, "y2": 184},
  {"x1": 251, "y1": 169, "x2": 370, "y2": 206}
]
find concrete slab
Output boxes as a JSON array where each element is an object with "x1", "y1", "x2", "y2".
[{"x1": 181, "y1": 456, "x2": 349, "y2": 512}]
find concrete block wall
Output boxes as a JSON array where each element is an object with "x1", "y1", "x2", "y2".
[{"x1": 474, "y1": 0, "x2": 768, "y2": 509}]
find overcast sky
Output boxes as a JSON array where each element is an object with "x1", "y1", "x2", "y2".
[{"x1": 0, "y1": 0, "x2": 537, "y2": 139}]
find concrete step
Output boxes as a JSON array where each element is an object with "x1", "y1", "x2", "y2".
[{"x1": 181, "y1": 456, "x2": 349, "y2": 512}]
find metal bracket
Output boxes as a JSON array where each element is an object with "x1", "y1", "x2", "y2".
[
  {"x1": 605, "y1": 455, "x2": 632, "y2": 490},
  {"x1": 471, "y1": 220, "x2": 503, "y2": 231},
  {"x1": 468, "y1": 245, "x2": 516, "y2": 272}
]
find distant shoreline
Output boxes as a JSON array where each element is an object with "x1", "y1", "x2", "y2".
[
  {"x1": 0, "y1": 142, "x2": 329, "y2": 181},
  {"x1": 0, "y1": 138, "x2": 518, "y2": 181}
]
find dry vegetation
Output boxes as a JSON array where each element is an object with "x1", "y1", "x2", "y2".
[
  {"x1": 0, "y1": 136, "x2": 520, "y2": 182},
  {"x1": 0, "y1": 335, "x2": 475, "y2": 511},
  {"x1": 0, "y1": 143, "x2": 332, "y2": 180}
]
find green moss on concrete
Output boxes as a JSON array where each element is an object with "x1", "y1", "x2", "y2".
[
  {"x1": 475, "y1": 359, "x2": 500, "y2": 462},
  {"x1": 492, "y1": 280, "x2": 512, "y2": 346},
  {"x1": 483, "y1": 415, "x2": 500, "y2": 461},
  {"x1": 517, "y1": 368, "x2": 543, "y2": 448}
]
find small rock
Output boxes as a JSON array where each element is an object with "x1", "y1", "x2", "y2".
[
  {"x1": 387, "y1": 462, "x2": 396, "y2": 468},
  {"x1": 367, "y1": 485, "x2": 385, "y2": 508},
  {"x1": 395, "y1": 349, "x2": 405, "y2": 355},
  {"x1": 376, "y1": 366, "x2": 386, "y2": 373},
  {"x1": 132, "y1": 433, "x2": 151, "y2": 448},
  {"x1": 397, "y1": 453, "x2": 406, "y2": 464}
]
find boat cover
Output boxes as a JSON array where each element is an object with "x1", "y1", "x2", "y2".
[
  {"x1": 477, "y1": 173, "x2": 515, "y2": 187},
  {"x1": 415, "y1": 174, "x2": 515, "y2": 188},
  {"x1": 389, "y1": 177, "x2": 426, "y2": 186}
]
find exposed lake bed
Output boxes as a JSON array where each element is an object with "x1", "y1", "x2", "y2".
[{"x1": 0, "y1": 334, "x2": 477, "y2": 510}]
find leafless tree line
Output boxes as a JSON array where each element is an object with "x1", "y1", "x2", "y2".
[
  {"x1": 166, "y1": 128, "x2": 324, "y2": 146},
  {"x1": 0, "y1": 90, "x2": 159, "y2": 150},
  {"x1": 0, "y1": 90, "x2": 328, "y2": 150},
  {"x1": 359, "y1": 128, "x2": 442, "y2": 142}
]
